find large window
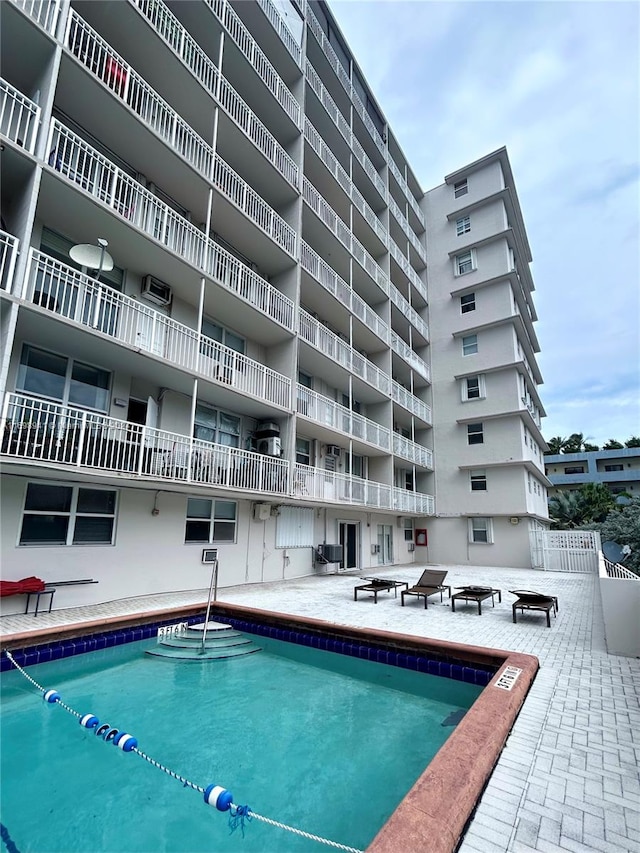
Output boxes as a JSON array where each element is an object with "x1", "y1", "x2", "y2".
[
  {"x1": 185, "y1": 498, "x2": 236, "y2": 542},
  {"x1": 470, "y1": 470, "x2": 487, "y2": 491},
  {"x1": 462, "y1": 335, "x2": 478, "y2": 356},
  {"x1": 469, "y1": 517, "x2": 492, "y2": 543},
  {"x1": 18, "y1": 345, "x2": 110, "y2": 411},
  {"x1": 455, "y1": 250, "x2": 475, "y2": 275},
  {"x1": 193, "y1": 404, "x2": 240, "y2": 447},
  {"x1": 462, "y1": 375, "x2": 485, "y2": 401},
  {"x1": 296, "y1": 437, "x2": 311, "y2": 465},
  {"x1": 201, "y1": 319, "x2": 245, "y2": 354},
  {"x1": 456, "y1": 215, "x2": 471, "y2": 236},
  {"x1": 467, "y1": 423, "x2": 484, "y2": 445},
  {"x1": 460, "y1": 292, "x2": 476, "y2": 313},
  {"x1": 20, "y1": 483, "x2": 116, "y2": 545}
]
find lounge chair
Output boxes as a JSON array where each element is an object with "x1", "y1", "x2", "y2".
[
  {"x1": 451, "y1": 586, "x2": 501, "y2": 615},
  {"x1": 510, "y1": 590, "x2": 558, "y2": 628},
  {"x1": 400, "y1": 569, "x2": 450, "y2": 609}
]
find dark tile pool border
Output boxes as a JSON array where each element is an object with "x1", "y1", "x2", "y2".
[{"x1": 0, "y1": 601, "x2": 539, "y2": 853}]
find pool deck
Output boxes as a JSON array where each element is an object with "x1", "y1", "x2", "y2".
[{"x1": 1, "y1": 564, "x2": 639, "y2": 853}]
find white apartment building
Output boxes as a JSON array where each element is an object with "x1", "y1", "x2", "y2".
[
  {"x1": 0, "y1": 0, "x2": 547, "y2": 613},
  {"x1": 424, "y1": 153, "x2": 550, "y2": 568}
]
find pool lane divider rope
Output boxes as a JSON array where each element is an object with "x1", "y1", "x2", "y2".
[{"x1": 4, "y1": 651, "x2": 363, "y2": 853}]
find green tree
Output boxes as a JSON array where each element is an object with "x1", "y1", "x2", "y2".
[
  {"x1": 546, "y1": 436, "x2": 568, "y2": 455},
  {"x1": 583, "y1": 442, "x2": 600, "y2": 452},
  {"x1": 602, "y1": 439, "x2": 624, "y2": 450},
  {"x1": 625, "y1": 436, "x2": 640, "y2": 448},
  {"x1": 548, "y1": 491, "x2": 587, "y2": 529},
  {"x1": 563, "y1": 433, "x2": 585, "y2": 453},
  {"x1": 579, "y1": 483, "x2": 617, "y2": 523},
  {"x1": 583, "y1": 497, "x2": 640, "y2": 575}
]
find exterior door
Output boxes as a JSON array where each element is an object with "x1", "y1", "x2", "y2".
[
  {"x1": 377, "y1": 524, "x2": 393, "y2": 565},
  {"x1": 339, "y1": 522, "x2": 359, "y2": 571}
]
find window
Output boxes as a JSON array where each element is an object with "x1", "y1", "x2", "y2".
[
  {"x1": 19, "y1": 483, "x2": 116, "y2": 545},
  {"x1": 185, "y1": 498, "x2": 236, "y2": 542},
  {"x1": 469, "y1": 517, "x2": 492, "y2": 544},
  {"x1": 296, "y1": 437, "x2": 311, "y2": 465},
  {"x1": 460, "y1": 292, "x2": 476, "y2": 313},
  {"x1": 193, "y1": 404, "x2": 240, "y2": 447},
  {"x1": 467, "y1": 423, "x2": 484, "y2": 445},
  {"x1": 462, "y1": 334, "x2": 478, "y2": 356},
  {"x1": 454, "y1": 179, "x2": 468, "y2": 198},
  {"x1": 403, "y1": 517, "x2": 414, "y2": 542},
  {"x1": 604, "y1": 464, "x2": 624, "y2": 472},
  {"x1": 462, "y1": 375, "x2": 485, "y2": 401},
  {"x1": 456, "y1": 215, "x2": 471, "y2": 236},
  {"x1": 345, "y1": 454, "x2": 365, "y2": 477},
  {"x1": 470, "y1": 470, "x2": 487, "y2": 491},
  {"x1": 276, "y1": 506, "x2": 314, "y2": 548},
  {"x1": 564, "y1": 466, "x2": 585, "y2": 475},
  {"x1": 17, "y1": 346, "x2": 111, "y2": 412},
  {"x1": 200, "y1": 319, "x2": 245, "y2": 354},
  {"x1": 455, "y1": 250, "x2": 475, "y2": 275}
]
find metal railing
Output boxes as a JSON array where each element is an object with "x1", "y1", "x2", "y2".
[
  {"x1": 0, "y1": 230, "x2": 20, "y2": 293},
  {"x1": 67, "y1": 9, "x2": 298, "y2": 190},
  {"x1": 389, "y1": 286, "x2": 429, "y2": 341},
  {"x1": 300, "y1": 242, "x2": 390, "y2": 345},
  {"x1": 389, "y1": 238, "x2": 428, "y2": 302},
  {"x1": 297, "y1": 387, "x2": 390, "y2": 451},
  {"x1": 0, "y1": 78, "x2": 41, "y2": 153},
  {"x1": 298, "y1": 310, "x2": 390, "y2": 396},
  {"x1": 602, "y1": 558, "x2": 639, "y2": 580},
  {"x1": 388, "y1": 196, "x2": 426, "y2": 263},
  {"x1": 391, "y1": 381, "x2": 432, "y2": 425},
  {"x1": 390, "y1": 332, "x2": 431, "y2": 382},
  {"x1": 392, "y1": 433, "x2": 433, "y2": 469},
  {"x1": 393, "y1": 487, "x2": 434, "y2": 514},
  {"x1": 11, "y1": 0, "x2": 60, "y2": 34},
  {"x1": 256, "y1": 0, "x2": 301, "y2": 65},
  {"x1": 1, "y1": 392, "x2": 290, "y2": 495},
  {"x1": 23, "y1": 250, "x2": 291, "y2": 408}
]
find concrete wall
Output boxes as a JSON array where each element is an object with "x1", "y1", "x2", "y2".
[{"x1": 598, "y1": 558, "x2": 640, "y2": 657}]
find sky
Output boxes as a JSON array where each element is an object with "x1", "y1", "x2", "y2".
[{"x1": 327, "y1": 0, "x2": 640, "y2": 448}]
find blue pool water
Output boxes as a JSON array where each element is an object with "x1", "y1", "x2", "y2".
[{"x1": 1, "y1": 634, "x2": 482, "y2": 852}]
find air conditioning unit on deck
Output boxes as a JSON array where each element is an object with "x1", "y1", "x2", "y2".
[{"x1": 141, "y1": 275, "x2": 172, "y2": 306}]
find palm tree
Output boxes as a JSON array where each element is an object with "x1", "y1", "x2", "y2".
[
  {"x1": 545, "y1": 436, "x2": 567, "y2": 455},
  {"x1": 603, "y1": 439, "x2": 624, "y2": 450},
  {"x1": 625, "y1": 436, "x2": 640, "y2": 448},
  {"x1": 548, "y1": 491, "x2": 587, "y2": 528}
]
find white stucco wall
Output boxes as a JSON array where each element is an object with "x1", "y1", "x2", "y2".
[{"x1": 599, "y1": 561, "x2": 640, "y2": 657}]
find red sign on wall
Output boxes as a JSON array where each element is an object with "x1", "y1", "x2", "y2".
[{"x1": 415, "y1": 529, "x2": 428, "y2": 546}]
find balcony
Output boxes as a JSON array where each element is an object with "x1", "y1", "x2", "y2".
[
  {"x1": 390, "y1": 286, "x2": 429, "y2": 341},
  {"x1": 392, "y1": 433, "x2": 433, "y2": 469},
  {"x1": 299, "y1": 310, "x2": 391, "y2": 396},
  {"x1": 300, "y1": 242, "x2": 390, "y2": 345},
  {"x1": 390, "y1": 332, "x2": 430, "y2": 382},
  {"x1": 388, "y1": 195, "x2": 426, "y2": 264},
  {"x1": 256, "y1": 0, "x2": 301, "y2": 65},
  {"x1": 393, "y1": 487, "x2": 434, "y2": 514},
  {"x1": 297, "y1": 386, "x2": 391, "y2": 451},
  {"x1": 0, "y1": 231, "x2": 20, "y2": 293},
  {"x1": 389, "y1": 238, "x2": 428, "y2": 302},
  {"x1": 391, "y1": 381, "x2": 432, "y2": 425},
  {"x1": 1, "y1": 392, "x2": 289, "y2": 495},
  {"x1": 23, "y1": 250, "x2": 292, "y2": 408},
  {"x1": 67, "y1": 10, "x2": 299, "y2": 190},
  {"x1": 11, "y1": 0, "x2": 60, "y2": 35},
  {"x1": 0, "y1": 77, "x2": 41, "y2": 154},
  {"x1": 388, "y1": 156, "x2": 424, "y2": 228},
  {"x1": 293, "y1": 463, "x2": 392, "y2": 508}
]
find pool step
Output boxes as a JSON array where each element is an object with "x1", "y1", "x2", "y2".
[{"x1": 145, "y1": 621, "x2": 261, "y2": 661}]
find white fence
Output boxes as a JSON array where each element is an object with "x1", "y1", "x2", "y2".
[{"x1": 530, "y1": 529, "x2": 601, "y2": 573}]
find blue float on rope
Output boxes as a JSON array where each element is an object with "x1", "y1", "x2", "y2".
[
  {"x1": 113, "y1": 732, "x2": 138, "y2": 752},
  {"x1": 204, "y1": 784, "x2": 233, "y2": 812},
  {"x1": 79, "y1": 714, "x2": 99, "y2": 729},
  {"x1": 96, "y1": 723, "x2": 112, "y2": 739},
  {"x1": 43, "y1": 690, "x2": 60, "y2": 704}
]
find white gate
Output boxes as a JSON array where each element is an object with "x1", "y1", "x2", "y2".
[{"x1": 530, "y1": 529, "x2": 601, "y2": 573}]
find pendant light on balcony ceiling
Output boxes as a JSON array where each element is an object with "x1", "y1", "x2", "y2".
[{"x1": 69, "y1": 237, "x2": 114, "y2": 279}]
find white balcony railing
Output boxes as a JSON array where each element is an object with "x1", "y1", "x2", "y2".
[
  {"x1": 256, "y1": 0, "x2": 301, "y2": 65},
  {"x1": 67, "y1": 10, "x2": 298, "y2": 189},
  {"x1": 23, "y1": 250, "x2": 292, "y2": 409},
  {"x1": 1, "y1": 392, "x2": 289, "y2": 495},
  {"x1": 389, "y1": 286, "x2": 429, "y2": 341},
  {"x1": 297, "y1": 387, "x2": 390, "y2": 451},
  {"x1": 47, "y1": 121, "x2": 297, "y2": 281},
  {"x1": 388, "y1": 156, "x2": 425, "y2": 228},
  {"x1": 391, "y1": 381, "x2": 432, "y2": 425},
  {"x1": 392, "y1": 433, "x2": 433, "y2": 469},
  {"x1": 299, "y1": 310, "x2": 391, "y2": 396},
  {"x1": 393, "y1": 487, "x2": 434, "y2": 514},
  {"x1": 388, "y1": 196, "x2": 426, "y2": 263},
  {"x1": 0, "y1": 78, "x2": 41, "y2": 154},
  {"x1": 12, "y1": 0, "x2": 61, "y2": 35},
  {"x1": 0, "y1": 230, "x2": 20, "y2": 293},
  {"x1": 300, "y1": 242, "x2": 390, "y2": 345},
  {"x1": 293, "y1": 463, "x2": 392, "y2": 508},
  {"x1": 389, "y1": 238, "x2": 427, "y2": 302},
  {"x1": 351, "y1": 136, "x2": 387, "y2": 201},
  {"x1": 305, "y1": 61, "x2": 351, "y2": 145},
  {"x1": 390, "y1": 332, "x2": 430, "y2": 382}
]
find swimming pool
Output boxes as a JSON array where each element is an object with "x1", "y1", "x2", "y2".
[{"x1": 0, "y1": 603, "x2": 538, "y2": 852}]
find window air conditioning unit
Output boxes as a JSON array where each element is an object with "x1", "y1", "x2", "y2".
[
  {"x1": 141, "y1": 275, "x2": 172, "y2": 306},
  {"x1": 257, "y1": 436, "x2": 281, "y2": 457},
  {"x1": 326, "y1": 444, "x2": 341, "y2": 457},
  {"x1": 254, "y1": 503, "x2": 271, "y2": 521}
]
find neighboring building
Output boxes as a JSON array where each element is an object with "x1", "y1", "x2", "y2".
[
  {"x1": 424, "y1": 151, "x2": 550, "y2": 569},
  {"x1": 0, "y1": 0, "x2": 547, "y2": 613},
  {"x1": 545, "y1": 449, "x2": 640, "y2": 497}
]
